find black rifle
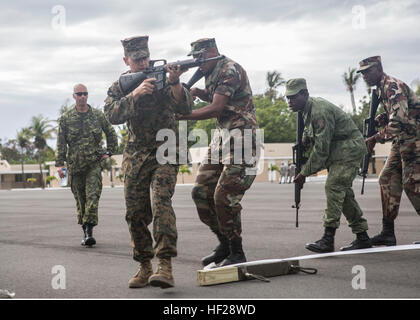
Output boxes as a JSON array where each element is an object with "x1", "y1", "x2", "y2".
[
  {"x1": 183, "y1": 68, "x2": 205, "y2": 90},
  {"x1": 360, "y1": 89, "x2": 380, "y2": 195},
  {"x1": 292, "y1": 111, "x2": 305, "y2": 228},
  {"x1": 119, "y1": 55, "x2": 224, "y2": 95}
]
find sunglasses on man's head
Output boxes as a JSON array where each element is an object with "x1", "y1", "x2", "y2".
[{"x1": 75, "y1": 92, "x2": 88, "y2": 96}]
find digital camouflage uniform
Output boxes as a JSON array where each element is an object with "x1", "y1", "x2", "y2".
[
  {"x1": 300, "y1": 96, "x2": 369, "y2": 233},
  {"x1": 55, "y1": 105, "x2": 118, "y2": 226},
  {"x1": 373, "y1": 72, "x2": 420, "y2": 219},
  {"x1": 104, "y1": 37, "x2": 193, "y2": 262},
  {"x1": 190, "y1": 42, "x2": 258, "y2": 241}
]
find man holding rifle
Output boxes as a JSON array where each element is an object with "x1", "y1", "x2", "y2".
[
  {"x1": 286, "y1": 78, "x2": 372, "y2": 253},
  {"x1": 177, "y1": 38, "x2": 259, "y2": 267},
  {"x1": 104, "y1": 36, "x2": 194, "y2": 289},
  {"x1": 358, "y1": 56, "x2": 420, "y2": 246}
]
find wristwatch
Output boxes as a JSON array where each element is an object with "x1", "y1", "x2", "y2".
[{"x1": 105, "y1": 151, "x2": 111, "y2": 156}]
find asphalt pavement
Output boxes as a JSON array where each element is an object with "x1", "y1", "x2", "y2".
[{"x1": 0, "y1": 180, "x2": 419, "y2": 299}]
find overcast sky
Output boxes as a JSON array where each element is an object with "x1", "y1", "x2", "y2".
[{"x1": 0, "y1": 0, "x2": 419, "y2": 144}]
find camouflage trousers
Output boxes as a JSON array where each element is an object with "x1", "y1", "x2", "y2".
[
  {"x1": 191, "y1": 163, "x2": 256, "y2": 240},
  {"x1": 70, "y1": 163, "x2": 102, "y2": 226},
  {"x1": 124, "y1": 155, "x2": 178, "y2": 262},
  {"x1": 323, "y1": 161, "x2": 369, "y2": 233},
  {"x1": 379, "y1": 139, "x2": 420, "y2": 220}
]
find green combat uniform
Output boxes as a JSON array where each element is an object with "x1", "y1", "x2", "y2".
[
  {"x1": 286, "y1": 78, "x2": 369, "y2": 235},
  {"x1": 55, "y1": 105, "x2": 118, "y2": 226},
  {"x1": 104, "y1": 36, "x2": 193, "y2": 263},
  {"x1": 301, "y1": 96, "x2": 369, "y2": 232},
  {"x1": 189, "y1": 38, "x2": 259, "y2": 266}
]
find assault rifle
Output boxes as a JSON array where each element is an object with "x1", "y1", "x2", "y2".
[
  {"x1": 360, "y1": 89, "x2": 380, "y2": 195},
  {"x1": 119, "y1": 55, "x2": 224, "y2": 95},
  {"x1": 292, "y1": 111, "x2": 305, "y2": 228}
]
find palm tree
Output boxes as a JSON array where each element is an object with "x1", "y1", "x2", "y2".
[
  {"x1": 343, "y1": 67, "x2": 361, "y2": 114},
  {"x1": 16, "y1": 128, "x2": 32, "y2": 188},
  {"x1": 29, "y1": 115, "x2": 56, "y2": 189},
  {"x1": 179, "y1": 165, "x2": 191, "y2": 184},
  {"x1": 265, "y1": 71, "x2": 286, "y2": 102}
]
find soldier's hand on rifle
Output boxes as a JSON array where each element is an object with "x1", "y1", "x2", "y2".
[
  {"x1": 365, "y1": 135, "x2": 377, "y2": 154},
  {"x1": 293, "y1": 173, "x2": 306, "y2": 190},
  {"x1": 166, "y1": 64, "x2": 186, "y2": 85},
  {"x1": 374, "y1": 113, "x2": 388, "y2": 127},
  {"x1": 57, "y1": 166, "x2": 66, "y2": 179},
  {"x1": 132, "y1": 78, "x2": 156, "y2": 101}
]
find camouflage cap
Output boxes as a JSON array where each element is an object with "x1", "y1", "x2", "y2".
[
  {"x1": 356, "y1": 56, "x2": 382, "y2": 73},
  {"x1": 285, "y1": 78, "x2": 308, "y2": 96},
  {"x1": 188, "y1": 38, "x2": 218, "y2": 56},
  {"x1": 121, "y1": 36, "x2": 150, "y2": 60}
]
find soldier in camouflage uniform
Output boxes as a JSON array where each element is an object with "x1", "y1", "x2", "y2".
[
  {"x1": 358, "y1": 56, "x2": 420, "y2": 246},
  {"x1": 286, "y1": 78, "x2": 372, "y2": 253},
  {"x1": 177, "y1": 38, "x2": 259, "y2": 267},
  {"x1": 56, "y1": 84, "x2": 118, "y2": 246},
  {"x1": 104, "y1": 36, "x2": 193, "y2": 289}
]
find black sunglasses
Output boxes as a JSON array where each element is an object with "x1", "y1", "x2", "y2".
[{"x1": 75, "y1": 92, "x2": 88, "y2": 96}]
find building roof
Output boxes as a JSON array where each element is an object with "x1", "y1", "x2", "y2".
[{"x1": 0, "y1": 160, "x2": 48, "y2": 174}]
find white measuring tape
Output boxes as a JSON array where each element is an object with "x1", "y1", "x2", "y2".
[{"x1": 204, "y1": 244, "x2": 420, "y2": 270}]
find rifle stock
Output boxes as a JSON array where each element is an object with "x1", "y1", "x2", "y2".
[{"x1": 360, "y1": 89, "x2": 380, "y2": 195}]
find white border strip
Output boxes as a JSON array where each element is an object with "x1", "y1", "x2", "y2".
[{"x1": 204, "y1": 244, "x2": 420, "y2": 270}]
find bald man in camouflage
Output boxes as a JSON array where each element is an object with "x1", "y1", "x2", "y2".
[
  {"x1": 104, "y1": 36, "x2": 193, "y2": 289},
  {"x1": 177, "y1": 38, "x2": 259, "y2": 267},
  {"x1": 56, "y1": 84, "x2": 118, "y2": 246},
  {"x1": 359, "y1": 56, "x2": 420, "y2": 246},
  {"x1": 286, "y1": 78, "x2": 372, "y2": 253}
]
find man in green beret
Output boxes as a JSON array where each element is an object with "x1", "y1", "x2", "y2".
[
  {"x1": 104, "y1": 36, "x2": 193, "y2": 289},
  {"x1": 357, "y1": 56, "x2": 420, "y2": 246},
  {"x1": 178, "y1": 38, "x2": 259, "y2": 266},
  {"x1": 286, "y1": 78, "x2": 372, "y2": 252}
]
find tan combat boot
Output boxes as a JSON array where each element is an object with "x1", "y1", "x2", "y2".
[
  {"x1": 128, "y1": 260, "x2": 153, "y2": 288},
  {"x1": 148, "y1": 258, "x2": 174, "y2": 289}
]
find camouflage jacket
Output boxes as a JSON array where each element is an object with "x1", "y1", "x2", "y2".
[
  {"x1": 375, "y1": 73, "x2": 420, "y2": 143},
  {"x1": 55, "y1": 105, "x2": 118, "y2": 174},
  {"x1": 301, "y1": 97, "x2": 367, "y2": 177},
  {"x1": 204, "y1": 56, "x2": 258, "y2": 130},
  {"x1": 204, "y1": 56, "x2": 259, "y2": 165},
  {"x1": 104, "y1": 76, "x2": 193, "y2": 175}
]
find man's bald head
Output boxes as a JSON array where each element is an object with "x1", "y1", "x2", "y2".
[{"x1": 73, "y1": 83, "x2": 88, "y2": 93}]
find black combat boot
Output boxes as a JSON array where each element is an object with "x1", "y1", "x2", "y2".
[
  {"x1": 219, "y1": 237, "x2": 247, "y2": 267},
  {"x1": 305, "y1": 227, "x2": 336, "y2": 253},
  {"x1": 371, "y1": 217, "x2": 396, "y2": 246},
  {"x1": 81, "y1": 224, "x2": 87, "y2": 246},
  {"x1": 340, "y1": 231, "x2": 372, "y2": 251},
  {"x1": 84, "y1": 223, "x2": 96, "y2": 246},
  {"x1": 201, "y1": 232, "x2": 230, "y2": 267}
]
